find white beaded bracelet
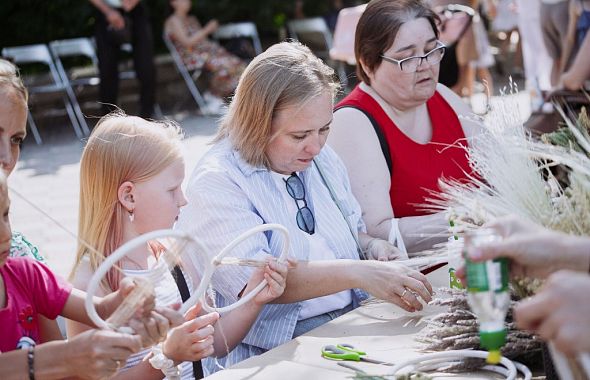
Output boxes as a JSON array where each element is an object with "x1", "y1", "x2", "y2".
[{"x1": 149, "y1": 344, "x2": 180, "y2": 380}]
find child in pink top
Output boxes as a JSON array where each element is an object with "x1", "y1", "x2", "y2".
[
  {"x1": 0, "y1": 257, "x2": 72, "y2": 352},
  {"x1": 0, "y1": 171, "x2": 183, "y2": 379}
]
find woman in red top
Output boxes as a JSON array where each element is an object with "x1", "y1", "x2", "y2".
[{"x1": 329, "y1": 0, "x2": 481, "y2": 254}]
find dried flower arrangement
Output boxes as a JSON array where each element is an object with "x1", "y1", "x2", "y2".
[
  {"x1": 427, "y1": 87, "x2": 590, "y2": 295},
  {"x1": 417, "y1": 86, "x2": 590, "y2": 372}
]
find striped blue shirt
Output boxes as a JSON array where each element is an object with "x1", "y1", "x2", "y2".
[{"x1": 175, "y1": 139, "x2": 369, "y2": 374}]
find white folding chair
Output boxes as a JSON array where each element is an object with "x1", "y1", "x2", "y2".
[
  {"x1": 287, "y1": 17, "x2": 348, "y2": 86},
  {"x1": 50, "y1": 37, "x2": 162, "y2": 120},
  {"x1": 2, "y1": 44, "x2": 85, "y2": 144},
  {"x1": 162, "y1": 33, "x2": 210, "y2": 114},
  {"x1": 330, "y1": 4, "x2": 367, "y2": 65},
  {"x1": 49, "y1": 38, "x2": 98, "y2": 135},
  {"x1": 212, "y1": 21, "x2": 263, "y2": 57}
]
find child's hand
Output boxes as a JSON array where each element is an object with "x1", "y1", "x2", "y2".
[
  {"x1": 162, "y1": 303, "x2": 220, "y2": 361},
  {"x1": 245, "y1": 257, "x2": 289, "y2": 306},
  {"x1": 127, "y1": 305, "x2": 183, "y2": 348},
  {"x1": 118, "y1": 276, "x2": 156, "y2": 318}
]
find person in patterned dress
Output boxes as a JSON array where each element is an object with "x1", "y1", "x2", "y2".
[{"x1": 165, "y1": 0, "x2": 247, "y2": 99}]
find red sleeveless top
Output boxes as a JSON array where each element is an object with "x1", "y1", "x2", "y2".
[{"x1": 336, "y1": 85, "x2": 471, "y2": 217}]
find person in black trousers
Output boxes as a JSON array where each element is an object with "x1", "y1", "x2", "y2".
[{"x1": 90, "y1": 0, "x2": 156, "y2": 118}]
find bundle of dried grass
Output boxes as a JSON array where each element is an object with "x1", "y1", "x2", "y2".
[
  {"x1": 417, "y1": 288, "x2": 542, "y2": 372},
  {"x1": 426, "y1": 87, "x2": 590, "y2": 292},
  {"x1": 416, "y1": 87, "x2": 590, "y2": 370}
]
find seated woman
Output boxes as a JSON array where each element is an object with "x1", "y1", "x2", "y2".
[
  {"x1": 329, "y1": 0, "x2": 481, "y2": 254},
  {"x1": 176, "y1": 41, "x2": 434, "y2": 374},
  {"x1": 164, "y1": 0, "x2": 246, "y2": 100},
  {"x1": 559, "y1": 0, "x2": 590, "y2": 90}
]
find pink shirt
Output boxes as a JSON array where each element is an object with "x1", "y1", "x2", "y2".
[{"x1": 0, "y1": 257, "x2": 72, "y2": 352}]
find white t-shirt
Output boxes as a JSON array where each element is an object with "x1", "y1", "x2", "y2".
[{"x1": 270, "y1": 171, "x2": 352, "y2": 320}]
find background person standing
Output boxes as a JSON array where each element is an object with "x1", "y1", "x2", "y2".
[{"x1": 90, "y1": 0, "x2": 156, "y2": 118}]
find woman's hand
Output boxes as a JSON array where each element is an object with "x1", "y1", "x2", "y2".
[
  {"x1": 162, "y1": 303, "x2": 219, "y2": 362},
  {"x1": 465, "y1": 215, "x2": 590, "y2": 279},
  {"x1": 358, "y1": 261, "x2": 433, "y2": 312},
  {"x1": 204, "y1": 19, "x2": 219, "y2": 35},
  {"x1": 63, "y1": 329, "x2": 142, "y2": 379},
  {"x1": 515, "y1": 270, "x2": 590, "y2": 356},
  {"x1": 365, "y1": 238, "x2": 402, "y2": 261},
  {"x1": 243, "y1": 257, "x2": 290, "y2": 306}
]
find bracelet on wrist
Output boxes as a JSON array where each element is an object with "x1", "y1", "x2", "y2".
[
  {"x1": 149, "y1": 344, "x2": 180, "y2": 380},
  {"x1": 27, "y1": 346, "x2": 35, "y2": 380}
]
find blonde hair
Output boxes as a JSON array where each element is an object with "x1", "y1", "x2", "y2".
[
  {"x1": 216, "y1": 41, "x2": 339, "y2": 168},
  {"x1": 0, "y1": 58, "x2": 28, "y2": 106},
  {"x1": 71, "y1": 112, "x2": 184, "y2": 291}
]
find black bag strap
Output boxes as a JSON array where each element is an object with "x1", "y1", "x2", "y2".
[
  {"x1": 334, "y1": 105, "x2": 392, "y2": 174},
  {"x1": 171, "y1": 265, "x2": 204, "y2": 379}
]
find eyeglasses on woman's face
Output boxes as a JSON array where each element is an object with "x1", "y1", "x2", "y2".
[
  {"x1": 284, "y1": 173, "x2": 315, "y2": 235},
  {"x1": 380, "y1": 41, "x2": 446, "y2": 73}
]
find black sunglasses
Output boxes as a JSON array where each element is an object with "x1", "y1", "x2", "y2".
[{"x1": 284, "y1": 173, "x2": 315, "y2": 235}]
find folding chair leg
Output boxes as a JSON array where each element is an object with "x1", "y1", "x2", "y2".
[
  {"x1": 175, "y1": 66, "x2": 208, "y2": 114},
  {"x1": 27, "y1": 110, "x2": 43, "y2": 145},
  {"x1": 65, "y1": 86, "x2": 90, "y2": 136},
  {"x1": 186, "y1": 75, "x2": 209, "y2": 113},
  {"x1": 63, "y1": 95, "x2": 84, "y2": 139}
]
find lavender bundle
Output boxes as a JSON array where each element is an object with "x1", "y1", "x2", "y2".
[{"x1": 417, "y1": 288, "x2": 542, "y2": 372}]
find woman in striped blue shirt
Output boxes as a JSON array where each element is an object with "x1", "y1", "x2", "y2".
[{"x1": 176, "y1": 41, "x2": 434, "y2": 374}]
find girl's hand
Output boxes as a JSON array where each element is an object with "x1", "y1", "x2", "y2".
[
  {"x1": 162, "y1": 303, "x2": 219, "y2": 362},
  {"x1": 243, "y1": 257, "x2": 290, "y2": 306},
  {"x1": 366, "y1": 238, "x2": 402, "y2": 261},
  {"x1": 127, "y1": 305, "x2": 184, "y2": 348}
]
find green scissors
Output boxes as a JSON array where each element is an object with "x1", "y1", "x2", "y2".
[{"x1": 321, "y1": 343, "x2": 393, "y2": 366}]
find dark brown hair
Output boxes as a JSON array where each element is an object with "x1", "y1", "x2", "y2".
[{"x1": 355, "y1": 0, "x2": 440, "y2": 84}]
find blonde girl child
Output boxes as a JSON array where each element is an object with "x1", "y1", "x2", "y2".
[
  {"x1": 0, "y1": 170, "x2": 179, "y2": 380},
  {"x1": 67, "y1": 113, "x2": 288, "y2": 379}
]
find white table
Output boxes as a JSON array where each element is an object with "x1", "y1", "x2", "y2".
[{"x1": 206, "y1": 266, "x2": 502, "y2": 379}]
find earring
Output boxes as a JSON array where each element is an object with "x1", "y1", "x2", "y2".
[{"x1": 128, "y1": 209, "x2": 134, "y2": 223}]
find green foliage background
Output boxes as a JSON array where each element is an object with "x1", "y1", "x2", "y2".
[{"x1": 0, "y1": 0, "x2": 336, "y2": 51}]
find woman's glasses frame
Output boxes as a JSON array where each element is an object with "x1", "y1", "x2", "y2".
[
  {"x1": 284, "y1": 173, "x2": 315, "y2": 235},
  {"x1": 380, "y1": 41, "x2": 446, "y2": 73}
]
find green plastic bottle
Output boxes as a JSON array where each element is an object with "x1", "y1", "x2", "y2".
[
  {"x1": 448, "y1": 236, "x2": 464, "y2": 289},
  {"x1": 464, "y1": 228, "x2": 510, "y2": 364}
]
